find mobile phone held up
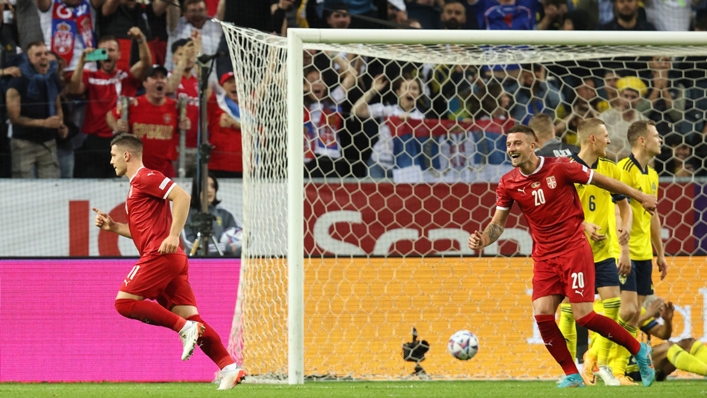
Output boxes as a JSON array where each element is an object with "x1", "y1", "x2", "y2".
[{"x1": 85, "y1": 48, "x2": 108, "y2": 62}]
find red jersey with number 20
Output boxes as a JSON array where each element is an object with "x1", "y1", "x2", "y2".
[
  {"x1": 496, "y1": 156, "x2": 594, "y2": 260},
  {"x1": 126, "y1": 167, "x2": 182, "y2": 257}
]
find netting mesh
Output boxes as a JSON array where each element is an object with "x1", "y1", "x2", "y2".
[{"x1": 221, "y1": 24, "x2": 707, "y2": 381}]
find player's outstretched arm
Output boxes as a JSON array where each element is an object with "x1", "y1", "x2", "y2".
[
  {"x1": 159, "y1": 185, "x2": 191, "y2": 254},
  {"x1": 92, "y1": 207, "x2": 132, "y2": 238},
  {"x1": 468, "y1": 208, "x2": 510, "y2": 251},
  {"x1": 590, "y1": 173, "x2": 657, "y2": 215}
]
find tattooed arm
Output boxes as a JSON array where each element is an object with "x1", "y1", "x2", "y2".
[{"x1": 468, "y1": 209, "x2": 510, "y2": 251}]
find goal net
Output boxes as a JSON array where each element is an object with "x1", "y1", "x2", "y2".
[{"x1": 219, "y1": 25, "x2": 707, "y2": 383}]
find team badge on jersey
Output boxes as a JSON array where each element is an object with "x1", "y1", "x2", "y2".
[
  {"x1": 546, "y1": 176, "x2": 557, "y2": 189},
  {"x1": 163, "y1": 114, "x2": 172, "y2": 124},
  {"x1": 531, "y1": 182, "x2": 540, "y2": 189}
]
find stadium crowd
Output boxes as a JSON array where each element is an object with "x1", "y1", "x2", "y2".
[{"x1": 1, "y1": 0, "x2": 707, "y2": 180}]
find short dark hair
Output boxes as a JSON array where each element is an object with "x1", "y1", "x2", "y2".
[
  {"x1": 627, "y1": 120, "x2": 656, "y2": 147},
  {"x1": 111, "y1": 133, "x2": 143, "y2": 155},
  {"x1": 507, "y1": 124, "x2": 538, "y2": 142},
  {"x1": 98, "y1": 35, "x2": 119, "y2": 47},
  {"x1": 25, "y1": 41, "x2": 46, "y2": 53},
  {"x1": 184, "y1": 0, "x2": 205, "y2": 7},
  {"x1": 171, "y1": 38, "x2": 192, "y2": 55}
]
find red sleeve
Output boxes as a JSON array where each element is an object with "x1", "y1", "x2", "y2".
[
  {"x1": 561, "y1": 158, "x2": 594, "y2": 185},
  {"x1": 496, "y1": 178, "x2": 513, "y2": 210},
  {"x1": 136, "y1": 170, "x2": 176, "y2": 199}
]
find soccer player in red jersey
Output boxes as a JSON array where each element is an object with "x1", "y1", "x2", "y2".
[
  {"x1": 468, "y1": 125, "x2": 657, "y2": 388},
  {"x1": 92, "y1": 133, "x2": 245, "y2": 390},
  {"x1": 107, "y1": 65, "x2": 190, "y2": 178}
]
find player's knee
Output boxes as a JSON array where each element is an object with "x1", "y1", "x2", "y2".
[
  {"x1": 574, "y1": 310, "x2": 596, "y2": 327},
  {"x1": 115, "y1": 298, "x2": 137, "y2": 318},
  {"x1": 678, "y1": 338, "x2": 696, "y2": 350},
  {"x1": 619, "y1": 304, "x2": 639, "y2": 322}
]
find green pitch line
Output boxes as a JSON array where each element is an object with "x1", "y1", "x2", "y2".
[{"x1": 0, "y1": 380, "x2": 704, "y2": 397}]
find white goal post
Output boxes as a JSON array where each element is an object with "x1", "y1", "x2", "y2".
[{"x1": 220, "y1": 24, "x2": 707, "y2": 385}]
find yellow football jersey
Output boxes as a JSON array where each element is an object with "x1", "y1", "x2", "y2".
[
  {"x1": 571, "y1": 155, "x2": 622, "y2": 263},
  {"x1": 617, "y1": 154, "x2": 659, "y2": 261}
]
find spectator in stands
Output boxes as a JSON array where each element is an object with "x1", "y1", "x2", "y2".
[
  {"x1": 326, "y1": 2, "x2": 352, "y2": 28},
  {"x1": 47, "y1": 50, "x2": 80, "y2": 178},
  {"x1": 554, "y1": 76, "x2": 600, "y2": 142},
  {"x1": 323, "y1": 0, "x2": 388, "y2": 29},
  {"x1": 37, "y1": 0, "x2": 104, "y2": 75},
  {"x1": 532, "y1": 113, "x2": 579, "y2": 157},
  {"x1": 428, "y1": 1, "x2": 477, "y2": 118},
  {"x1": 598, "y1": 0, "x2": 656, "y2": 30},
  {"x1": 387, "y1": 0, "x2": 408, "y2": 24},
  {"x1": 663, "y1": 143, "x2": 699, "y2": 177},
  {"x1": 442, "y1": 0, "x2": 475, "y2": 30},
  {"x1": 97, "y1": 0, "x2": 169, "y2": 71},
  {"x1": 106, "y1": 65, "x2": 190, "y2": 177},
  {"x1": 405, "y1": 0, "x2": 445, "y2": 29},
  {"x1": 70, "y1": 30, "x2": 150, "y2": 178},
  {"x1": 166, "y1": 0, "x2": 224, "y2": 71},
  {"x1": 166, "y1": 34, "x2": 201, "y2": 177},
  {"x1": 352, "y1": 74, "x2": 425, "y2": 179},
  {"x1": 6, "y1": 41, "x2": 67, "y2": 178},
  {"x1": 182, "y1": 172, "x2": 244, "y2": 257},
  {"x1": 640, "y1": 56, "x2": 686, "y2": 140},
  {"x1": 302, "y1": 53, "x2": 358, "y2": 177},
  {"x1": 598, "y1": 76, "x2": 649, "y2": 160},
  {"x1": 561, "y1": 9, "x2": 592, "y2": 30},
  {"x1": 474, "y1": 0, "x2": 538, "y2": 30},
  {"x1": 597, "y1": 70, "x2": 620, "y2": 112},
  {"x1": 537, "y1": 0, "x2": 569, "y2": 30},
  {"x1": 207, "y1": 72, "x2": 243, "y2": 178},
  {"x1": 13, "y1": 0, "x2": 48, "y2": 53},
  {"x1": 0, "y1": 2, "x2": 23, "y2": 178},
  {"x1": 507, "y1": 64, "x2": 565, "y2": 125},
  {"x1": 461, "y1": 80, "x2": 510, "y2": 123},
  {"x1": 644, "y1": 0, "x2": 695, "y2": 31}
]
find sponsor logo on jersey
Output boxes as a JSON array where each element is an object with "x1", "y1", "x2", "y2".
[{"x1": 546, "y1": 176, "x2": 557, "y2": 189}]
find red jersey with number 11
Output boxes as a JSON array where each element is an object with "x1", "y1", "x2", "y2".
[
  {"x1": 495, "y1": 156, "x2": 594, "y2": 260},
  {"x1": 126, "y1": 167, "x2": 183, "y2": 257}
]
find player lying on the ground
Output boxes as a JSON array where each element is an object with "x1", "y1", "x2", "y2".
[
  {"x1": 620, "y1": 296, "x2": 707, "y2": 383},
  {"x1": 468, "y1": 124, "x2": 656, "y2": 388}
]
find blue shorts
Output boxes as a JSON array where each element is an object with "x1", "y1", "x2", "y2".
[
  {"x1": 595, "y1": 258, "x2": 620, "y2": 289},
  {"x1": 619, "y1": 259, "x2": 654, "y2": 295}
]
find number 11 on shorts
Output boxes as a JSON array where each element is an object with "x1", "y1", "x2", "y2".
[{"x1": 125, "y1": 265, "x2": 140, "y2": 285}]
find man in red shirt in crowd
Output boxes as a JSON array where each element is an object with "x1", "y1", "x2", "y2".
[
  {"x1": 166, "y1": 33, "x2": 201, "y2": 176},
  {"x1": 207, "y1": 71, "x2": 242, "y2": 178},
  {"x1": 92, "y1": 133, "x2": 245, "y2": 390},
  {"x1": 107, "y1": 65, "x2": 190, "y2": 178},
  {"x1": 468, "y1": 124, "x2": 657, "y2": 388},
  {"x1": 70, "y1": 27, "x2": 151, "y2": 178}
]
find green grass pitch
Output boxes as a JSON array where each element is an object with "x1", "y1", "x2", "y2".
[{"x1": 1, "y1": 381, "x2": 705, "y2": 397}]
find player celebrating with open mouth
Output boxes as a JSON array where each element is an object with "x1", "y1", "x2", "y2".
[{"x1": 468, "y1": 124, "x2": 657, "y2": 388}]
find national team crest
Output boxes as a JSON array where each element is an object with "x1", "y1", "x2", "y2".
[
  {"x1": 54, "y1": 22, "x2": 73, "y2": 55},
  {"x1": 546, "y1": 176, "x2": 557, "y2": 189},
  {"x1": 163, "y1": 114, "x2": 172, "y2": 124}
]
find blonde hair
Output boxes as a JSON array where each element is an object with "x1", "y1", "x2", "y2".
[{"x1": 576, "y1": 119, "x2": 606, "y2": 144}]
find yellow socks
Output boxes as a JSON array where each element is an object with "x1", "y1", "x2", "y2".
[
  {"x1": 609, "y1": 316, "x2": 637, "y2": 376},
  {"x1": 668, "y1": 344, "x2": 707, "y2": 376},
  {"x1": 559, "y1": 303, "x2": 577, "y2": 360},
  {"x1": 690, "y1": 341, "x2": 707, "y2": 364},
  {"x1": 596, "y1": 297, "x2": 620, "y2": 366}
]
